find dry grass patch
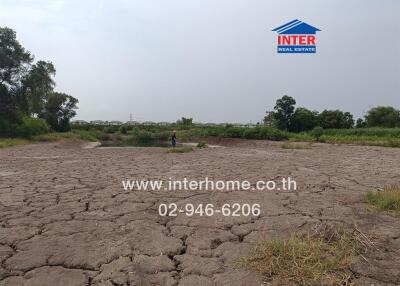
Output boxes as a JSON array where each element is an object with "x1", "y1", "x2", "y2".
[
  {"x1": 240, "y1": 225, "x2": 370, "y2": 286},
  {"x1": 167, "y1": 147, "x2": 193, "y2": 153},
  {"x1": 366, "y1": 185, "x2": 400, "y2": 213},
  {"x1": 197, "y1": 141, "x2": 207, "y2": 148},
  {"x1": 281, "y1": 142, "x2": 311, "y2": 149}
]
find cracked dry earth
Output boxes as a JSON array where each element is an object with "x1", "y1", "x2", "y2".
[{"x1": 0, "y1": 139, "x2": 399, "y2": 286}]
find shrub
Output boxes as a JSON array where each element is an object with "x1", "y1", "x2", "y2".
[
  {"x1": 119, "y1": 125, "x2": 128, "y2": 134},
  {"x1": 225, "y1": 127, "x2": 245, "y2": 138},
  {"x1": 167, "y1": 147, "x2": 193, "y2": 153},
  {"x1": 365, "y1": 106, "x2": 400, "y2": 128},
  {"x1": 99, "y1": 133, "x2": 112, "y2": 141},
  {"x1": 15, "y1": 117, "x2": 49, "y2": 138},
  {"x1": 104, "y1": 126, "x2": 118, "y2": 134},
  {"x1": 197, "y1": 141, "x2": 207, "y2": 148},
  {"x1": 311, "y1": 126, "x2": 324, "y2": 141},
  {"x1": 152, "y1": 131, "x2": 170, "y2": 141},
  {"x1": 136, "y1": 131, "x2": 154, "y2": 145},
  {"x1": 0, "y1": 138, "x2": 29, "y2": 148}
]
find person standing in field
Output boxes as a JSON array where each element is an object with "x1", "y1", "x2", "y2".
[{"x1": 171, "y1": 131, "x2": 177, "y2": 147}]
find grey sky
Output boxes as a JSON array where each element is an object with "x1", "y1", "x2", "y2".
[{"x1": 1, "y1": 0, "x2": 399, "y2": 123}]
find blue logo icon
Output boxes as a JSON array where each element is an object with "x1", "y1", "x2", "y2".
[{"x1": 272, "y1": 19, "x2": 321, "y2": 53}]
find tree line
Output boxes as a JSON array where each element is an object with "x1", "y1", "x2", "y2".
[
  {"x1": 0, "y1": 27, "x2": 78, "y2": 137},
  {"x1": 265, "y1": 95, "x2": 400, "y2": 132}
]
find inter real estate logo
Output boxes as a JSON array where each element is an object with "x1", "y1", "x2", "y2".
[{"x1": 272, "y1": 19, "x2": 321, "y2": 54}]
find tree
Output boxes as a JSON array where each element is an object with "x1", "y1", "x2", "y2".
[
  {"x1": 356, "y1": 118, "x2": 367, "y2": 128},
  {"x1": 0, "y1": 27, "x2": 78, "y2": 137},
  {"x1": 0, "y1": 27, "x2": 33, "y2": 87},
  {"x1": 273, "y1": 95, "x2": 296, "y2": 130},
  {"x1": 40, "y1": 92, "x2": 78, "y2": 132},
  {"x1": 365, "y1": 106, "x2": 400, "y2": 128},
  {"x1": 0, "y1": 27, "x2": 33, "y2": 130},
  {"x1": 263, "y1": 111, "x2": 277, "y2": 127},
  {"x1": 177, "y1": 117, "x2": 193, "y2": 128},
  {"x1": 317, "y1": 110, "x2": 354, "y2": 129},
  {"x1": 21, "y1": 61, "x2": 56, "y2": 115},
  {"x1": 290, "y1": 107, "x2": 318, "y2": 132}
]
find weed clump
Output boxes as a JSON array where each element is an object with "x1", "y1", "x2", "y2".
[
  {"x1": 197, "y1": 141, "x2": 207, "y2": 148},
  {"x1": 240, "y1": 225, "x2": 365, "y2": 285},
  {"x1": 281, "y1": 142, "x2": 311, "y2": 149},
  {"x1": 167, "y1": 147, "x2": 193, "y2": 153},
  {"x1": 366, "y1": 185, "x2": 400, "y2": 213}
]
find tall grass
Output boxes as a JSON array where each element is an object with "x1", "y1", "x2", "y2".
[
  {"x1": 366, "y1": 185, "x2": 400, "y2": 213},
  {"x1": 241, "y1": 226, "x2": 359, "y2": 285},
  {"x1": 0, "y1": 138, "x2": 29, "y2": 148},
  {"x1": 181, "y1": 126, "x2": 290, "y2": 141}
]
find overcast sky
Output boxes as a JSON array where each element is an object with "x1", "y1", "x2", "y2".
[{"x1": 1, "y1": 0, "x2": 399, "y2": 123}]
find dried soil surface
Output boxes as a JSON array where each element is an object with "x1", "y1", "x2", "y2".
[{"x1": 0, "y1": 139, "x2": 399, "y2": 286}]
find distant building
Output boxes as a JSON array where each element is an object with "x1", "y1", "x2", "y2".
[
  {"x1": 90, "y1": 120, "x2": 105, "y2": 125},
  {"x1": 244, "y1": 123, "x2": 257, "y2": 128},
  {"x1": 142, "y1": 121, "x2": 155, "y2": 126},
  {"x1": 71, "y1": 120, "x2": 88, "y2": 125},
  {"x1": 157, "y1": 122, "x2": 170, "y2": 126},
  {"x1": 232, "y1": 123, "x2": 243, "y2": 127},
  {"x1": 109, "y1": 121, "x2": 123, "y2": 125},
  {"x1": 126, "y1": 120, "x2": 140, "y2": 125}
]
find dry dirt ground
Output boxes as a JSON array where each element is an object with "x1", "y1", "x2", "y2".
[{"x1": 0, "y1": 139, "x2": 399, "y2": 286}]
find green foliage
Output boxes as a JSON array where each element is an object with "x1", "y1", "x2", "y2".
[
  {"x1": 119, "y1": 125, "x2": 128, "y2": 134},
  {"x1": 22, "y1": 61, "x2": 56, "y2": 115},
  {"x1": 104, "y1": 126, "x2": 118, "y2": 134},
  {"x1": 317, "y1": 110, "x2": 354, "y2": 129},
  {"x1": 167, "y1": 147, "x2": 193, "y2": 153},
  {"x1": 122, "y1": 131, "x2": 170, "y2": 146},
  {"x1": 0, "y1": 138, "x2": 29, "y2": 148},
  {"x1": 365, "y1": 106, "x2": 400, "y2": 128},
  {"x1": 0, "y1": 26, "x2": 78, "y2": 137},
  {"x1": 41, "y1": 92, "x2": 78, "y2": 132},
  {"x1": 15, "y1": 116, "x2": 49, "y2": 138},
  {"x1": 135, "y1": 132, "x2": 152, "y2": 144},
  {"x1": 193, "y1": 126, "x2": 289, "y2": 141},
  {"x1": 311, "y1": 126, "x2": 324, "y2": 141},
  {"x1": 0, "y1": 27, "x2": 33, "y2": 87},
  {"x1": 273, "y1": 95, "x2": 296, "y2": 130},
  {"x1": 266, "y1": 96, "x2": 355, "y2": 132},
  {"x1": 176, "y1": 117, "x2": 193, "y2": 129},
  {"x1": 356, "y1": 118, "x2": 367, "y2": 128},
  {"x1": 32, "y1": 130, "x2": 99, "y2": 142},
  {"x1": 197, "y1": 141, "x2": 207, "y2": 148},
  {"x1": 290, "y1": 107, "x2": 318, "y2": 132}
]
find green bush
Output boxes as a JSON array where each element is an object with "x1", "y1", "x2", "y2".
[
  {"x1": 99, "y1": 133, "x2": 112, "y2": 141},
  {"x1": 197, "y1": 141, "x2": 207, "y2": 148},
  {"x1": 152, "y1": 131, "x2": 170, "y2": 141},
  {"x1": 104, "y1": 126, "x2": 118, "y2": 134},
  {"x1": 225, "y1": 127, "x2": 245, "y2": 138},
  {"x1": 136, "y1": 131, "x2": 154, "y2": 145},
  {"x1": 119, "y1": 125, "x2": 128, "y2": 134},
  {"x1": 15, "y1": 117, "x2": 49, "y2": 138},
  {"x1": 311, "y1": 126, "x2": 324, "y2": 141},
  {"x1": 168, "y1": 147, "x2": 193, "y2": 153}
]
